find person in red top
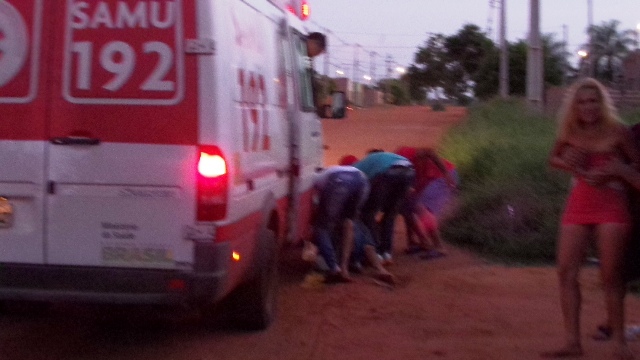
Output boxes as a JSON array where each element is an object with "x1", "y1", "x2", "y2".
[
  {"x1": 395, "y1": 147, "x2": 458, "y2": 258},
  {"x1": 544, "y1": 78, "x2": 640, "y2": 359}
]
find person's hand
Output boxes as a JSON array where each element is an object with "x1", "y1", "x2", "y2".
[{"x1": 584, "y1": 158, "x2": 626, "y2": 186}]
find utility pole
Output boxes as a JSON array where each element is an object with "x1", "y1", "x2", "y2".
[
  {"x1": 369, "y1": 51, "x2": 377, "y2": 84},
  {"x1": 352, "y1": 44, "x2": 360, "y2": 107},
  {"x1": 499, "y1": 0, "x2": 509, "y2": 98},
  {"x1": 587, "y1": 0, "x2": 594, "y2": 77},
  {"x1": 563, "y1": 24, "x2": 569, "y2": 85},
  {"x1": 526, "y1": 0, "x2": 544, "y2": 111}
]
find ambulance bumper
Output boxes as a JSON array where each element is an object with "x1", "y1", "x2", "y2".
[
  {"x1": 0, "y1": 264, "x2": 227, "y2": 305},
  {"x1": 0, "y1": 240, "x2": 232, "y2": 305}
]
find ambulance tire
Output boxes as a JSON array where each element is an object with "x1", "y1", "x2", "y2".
[{"x1": 228, "y1": 227, "x2": 279, "y2": 331}]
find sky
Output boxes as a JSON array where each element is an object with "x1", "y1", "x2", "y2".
[{"x1": 307, "y1": 0, "x2": 640, "y2": 81}]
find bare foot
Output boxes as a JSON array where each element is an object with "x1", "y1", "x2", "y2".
[
  {"x1": 540, "y1": 344, "x2": 583, "y2": 358},
  {"x1": 373, "y1": 272, "x2": 396, "y2": 285}
]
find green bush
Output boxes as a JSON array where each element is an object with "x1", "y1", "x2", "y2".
[{"x1": 438, "y1": 99, "x2": 570, "y2": 264}]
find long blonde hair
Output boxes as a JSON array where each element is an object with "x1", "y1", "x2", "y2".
[{"x1": 556, "y1": 77, "x2": 621, "y2": 141}]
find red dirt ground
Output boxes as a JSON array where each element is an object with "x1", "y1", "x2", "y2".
[{"x1": 271, "y1": 106, "x2": 640, "y2": 360}]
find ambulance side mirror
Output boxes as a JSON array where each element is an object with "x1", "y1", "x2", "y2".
[{"x1": 318, "y1": 92, "x2": 347, "y2": 119}]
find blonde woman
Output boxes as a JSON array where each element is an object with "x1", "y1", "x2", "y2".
[{"x1": 544, "y1": 78, "x2": 640, "y2": 359}]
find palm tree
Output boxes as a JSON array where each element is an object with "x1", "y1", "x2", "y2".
[{"x1": 586, "y1": 20, "x2": 637, "y2": 83}]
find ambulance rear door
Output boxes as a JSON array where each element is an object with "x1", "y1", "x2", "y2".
[
  {"x1": 0, "y1": 0, "x2": 47, "y2": 264},
  {"x1": 44, "y1": 0, "x2": 200, "y2": 269}
]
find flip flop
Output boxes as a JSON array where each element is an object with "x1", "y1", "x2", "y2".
[
  {"x1": 420, "y1": 250, "x2": 447, "y2": 260},
  {"x1": 324, "y1": 272, "x2": 352, "y2": 284}
]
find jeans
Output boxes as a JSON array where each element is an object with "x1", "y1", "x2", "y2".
[
  {"x1": 361, "y1": 166, "x2": 416, "y2": 255},
  {"x1": 314, "y1": 171, "x2": 367, "y2": 271}
]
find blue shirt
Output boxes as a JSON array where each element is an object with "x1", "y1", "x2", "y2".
[{"x1": 353, "y1": 152, "x2": 411, "y2": 179}]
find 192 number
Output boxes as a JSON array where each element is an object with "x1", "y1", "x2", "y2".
[{"x1": 71, "y1": 41, "x2": 175, "y2": 92}]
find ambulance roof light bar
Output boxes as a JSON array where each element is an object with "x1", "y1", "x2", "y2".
[{"x1": 272, "y1": 0, "x2": 309, "y2": 20}]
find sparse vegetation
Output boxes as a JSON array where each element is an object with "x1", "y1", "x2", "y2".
[
  {"x1": 439, "y1": 100, "x2": 640, "y2": 265},
  {"x1": 438, "y1": 99, "x2": 569, "y2": 264}
]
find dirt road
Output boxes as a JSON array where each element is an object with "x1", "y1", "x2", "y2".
[{"x1": 2, "y1": 106, "x2": 640, "y2": 360}]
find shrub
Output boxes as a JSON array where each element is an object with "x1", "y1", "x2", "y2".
[{"x1": 438, "y1": 99, "x2": 569, "y2": 264}]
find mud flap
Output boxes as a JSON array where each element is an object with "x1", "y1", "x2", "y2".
[{"x1": 204, "y1": 227, "x2": 278, "y2": 331}]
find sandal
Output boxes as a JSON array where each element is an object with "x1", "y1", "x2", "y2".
[{"x1": 404, "y1": 245, "x2": 427, "y2": 255}]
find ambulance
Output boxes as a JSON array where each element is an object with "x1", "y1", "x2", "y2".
[{"x1": 0, "y1": 0, "x2": 344, "y2": 329}]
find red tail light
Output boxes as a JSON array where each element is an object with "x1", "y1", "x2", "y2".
[
  {"x1": 301, "y1": 0, "x2": 310, "y2": 20},
  {"x1": 197, "y1": 146, "x2": 228, "y2": 221}
]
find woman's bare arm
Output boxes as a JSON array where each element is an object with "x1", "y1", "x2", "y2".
[{"x1": 549, "y1": 140, "x2": 586, "y2": 176}]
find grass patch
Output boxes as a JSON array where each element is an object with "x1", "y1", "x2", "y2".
[{"x1": 438, "y1": 99, "x2": 569, "y2": 265}]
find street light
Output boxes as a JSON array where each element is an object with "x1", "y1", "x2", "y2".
[
  {"x1": 336, "y1": 70, "x2": 344, "y2": 76},
  {"x1": 578, "y1": 50, "x2": 588, "y2": 77}
]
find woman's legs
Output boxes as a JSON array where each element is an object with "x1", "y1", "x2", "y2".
[
  {"x1": 595, "y1": 223, "x2": 633, "y2": 358},
  {"x1": 544, "y1": 224, "x2": 591, "y2": 357}
]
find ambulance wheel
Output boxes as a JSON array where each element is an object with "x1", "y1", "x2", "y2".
[{"x1": 230, "y1": 227, "x2": 278, "y2": 331}]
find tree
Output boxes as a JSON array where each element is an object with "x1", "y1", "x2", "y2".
[
  {"x1": 473, "y1": 34, "x2": 569, "y2": 99},
  {"x1": 587, "y1": 20, "x2": 637, "y2": 83},
  {"x1": 443, "y1": 24, "x2": 495, "y2": 101},
  {"x1": 445, "y1": 24, "x2": 495, "y2": 80},
  {"x1": 408, "y1": 24, "x2": 570, "y2": 101},
  {"x1": 408, "y1": 33, "x2": 449, "y2": 102},
  {"x1": 409, "y1": 25, "x2": 496, "y2": 104}
]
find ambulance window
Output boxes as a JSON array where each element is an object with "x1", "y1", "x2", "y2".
[
  {"x1": 293, "y1": 33, "x2": 315, "y2": 111},
  {"x1": 277, "y1": 35, "x2": 288, "y2": 109}
]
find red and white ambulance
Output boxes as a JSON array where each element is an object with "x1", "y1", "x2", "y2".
[{"x1": 0, "y1": 0, "x2": 343, "y2": 329}]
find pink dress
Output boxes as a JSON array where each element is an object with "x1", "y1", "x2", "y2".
[{"x1": 561, "y1": 153, "x2": 631, "y2": 225}]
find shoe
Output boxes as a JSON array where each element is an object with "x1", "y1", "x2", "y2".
[
  {"x1": 382, "y1": 253, "x2": 393, "y2": 266},
  {"x1": 349, "y1": 262, "x2": 363, "y2": 274}
]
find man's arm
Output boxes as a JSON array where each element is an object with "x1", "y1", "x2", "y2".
[{"x1": 596, "y1": 159, "x2": 640, "y2": 190}]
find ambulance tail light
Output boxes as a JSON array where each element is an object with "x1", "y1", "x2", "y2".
[{"x1": 197, "y1": 146, "x2": 228, "y2": 221}]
